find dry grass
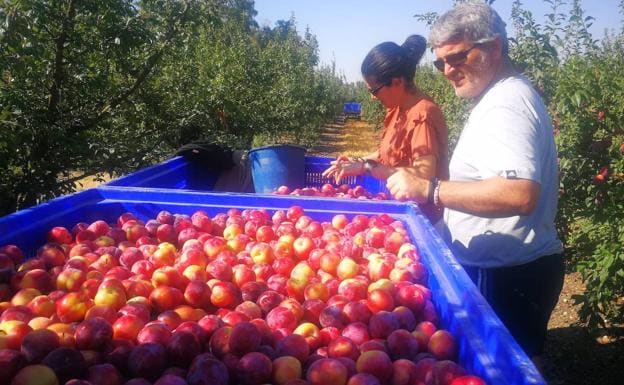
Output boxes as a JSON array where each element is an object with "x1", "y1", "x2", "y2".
[
  {"x1": 72, "y1": 172, "x2": 114, "y2": 192},
  {"x1": 309, "y1": 119, "x2": 379, "y2": 157}
]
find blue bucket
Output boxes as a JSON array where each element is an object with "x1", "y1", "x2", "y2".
[{"x1": 248, "y1": 144, "x2": 306, "y2": 194}]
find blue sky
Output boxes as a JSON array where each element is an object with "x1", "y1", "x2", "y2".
[{"x1": 254, "y1": 0, "x2": 622, "y2": 83}]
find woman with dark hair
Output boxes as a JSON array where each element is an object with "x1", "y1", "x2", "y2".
[{"x1": 323, "y1": 35, "x2": 449, "y2": 222}]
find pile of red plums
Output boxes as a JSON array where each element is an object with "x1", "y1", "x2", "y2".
[
  {"x1": 274, "y1": 184, "x2": 389, "y2": 200},
  {"x1": 0, "y1": 205, "x2": 485, "y2": 385}
]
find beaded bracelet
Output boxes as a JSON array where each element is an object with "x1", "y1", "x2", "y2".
[
  {"x1": 433, "y1": 179, "x2": 442, "y2": 207},
  {"x1": 427, "y1": 178, "x2": 437, "y2": 204}
]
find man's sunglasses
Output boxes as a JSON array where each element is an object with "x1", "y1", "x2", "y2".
[
  {"x1": 368, "y1": 83, "x2": 386, "y2": 95},
  {"x1": 433, "y1": 45, "x2": 479, "y2": 72}
]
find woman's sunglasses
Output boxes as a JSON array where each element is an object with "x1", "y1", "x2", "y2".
[
  {"x1": 368, "y1": 83, "x2": 386, "y2": 95},
  {"x1": 433, "y1": 45, "x2": 479, "y2": 72}
]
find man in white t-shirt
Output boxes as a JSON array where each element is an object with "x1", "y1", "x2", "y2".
[{"x1": 386, "y1": 3, "x2": 564, "y2": 362}]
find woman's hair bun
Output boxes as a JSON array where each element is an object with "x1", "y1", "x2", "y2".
[{"x1": 402, "y1": 35, "x2": 427, "y2": 64}]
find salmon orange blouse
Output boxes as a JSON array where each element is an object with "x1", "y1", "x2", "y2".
[
  {"x1": 378, "y1": 95, "x2": 449, "y2": 222},
  {"x1": 378, "y1": 95, "x2": 449, "y2": 181}
]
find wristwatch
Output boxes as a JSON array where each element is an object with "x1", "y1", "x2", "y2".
[{"x1": 363, "y1": 159, "x2": 378, "y2": 175}]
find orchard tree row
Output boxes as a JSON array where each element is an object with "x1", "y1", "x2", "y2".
[
  {"x1": 355, "y1": 0, "x2": 624, "y2": 329},
  {"x1": 0, "y1": 0, "x2": 352, "y2": 215},
  {"x1": 512, "y1": 0, "x2": 624, "y2": 330}
]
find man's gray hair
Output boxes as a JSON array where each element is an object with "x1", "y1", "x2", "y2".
[{"x1": 429, "y1": 2, "x2": 508, "y2": 55}]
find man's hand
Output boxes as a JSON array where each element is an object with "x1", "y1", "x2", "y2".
[
  {"x1": 322, "y1": 155, "x2": 365, "y2": 184},
  {"x1": 386, "y1": 168, "x2": 430, "y2": 203},
  {"x1": 388, "y1": 174, "x2": 542, "y2": 217}
]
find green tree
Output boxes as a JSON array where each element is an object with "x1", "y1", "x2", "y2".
[
  {"x1": 507, "y1": 0, "x2": 623, "y2": 328},
  {"x1": 1, "y1": 0, "x2": 200, "y2": 214},
  {"x1": 0, "y1": 0, "x2": 349, "y2": 216},
  {"x1": 509, "y1": 0, "x2": 560, "y2": 101}
]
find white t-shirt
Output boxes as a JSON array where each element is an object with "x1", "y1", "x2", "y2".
[{"x1": 440, "y1": 75, "x2": 563, "y2": 268}]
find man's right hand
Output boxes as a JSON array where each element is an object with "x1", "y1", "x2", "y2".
[{"x1": 387, "y1": 168, "x2": 430, "y2": 203}]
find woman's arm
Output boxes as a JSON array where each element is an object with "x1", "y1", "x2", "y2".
[{"x1": 370, "y1": 154, "x2": 437, "y2": 180}]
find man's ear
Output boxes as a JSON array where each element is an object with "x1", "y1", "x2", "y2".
[
  {"x1": 392, "y1": 77, "x2": 403, "y2": 88},
  {"x1": 490, "y1": 36, "x2": 504, "y2": 61}
]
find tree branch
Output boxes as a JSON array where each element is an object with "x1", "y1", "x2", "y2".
[
  {"x1": 47, "y1": 0, "x2": 76, "y2": 117},
  {"x1": 67, "y1": 1, "x2": 191, "y2": 136}
]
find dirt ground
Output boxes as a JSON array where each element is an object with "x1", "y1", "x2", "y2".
[
  {"x1": 311, "y1": 118, "x2": 624, "y2": 385},
  {"x1": 541, "y1": 269, "x2": 624, "y2": 385}
]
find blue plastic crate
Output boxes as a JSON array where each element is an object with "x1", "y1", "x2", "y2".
[
  {"x1": 106, "y1": 156, "x2": 219, "y2": 190},
  {"x1": 304, "y1": 156, "x2": 388, "y2": 194},
  {"x1": 249, "y1": 145, "x2": 306, "y2": 194},
  {"x1": 343, "y1": 102, "x2": 362, "y2": 119},
  {"x1": 0, "y1": 186, "x2": 545, "y2": 385},
  {"x1": 107, "y1": 156, "x2": 388, "y2": 195}
]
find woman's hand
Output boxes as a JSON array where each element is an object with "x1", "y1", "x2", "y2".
[{"x1": 322, "y1": 155, "x2": 365, "y2": 184}]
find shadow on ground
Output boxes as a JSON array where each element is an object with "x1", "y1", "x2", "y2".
[
  {"x1": 310, "y1": 122, "x2": 347, "y2": 155},
  {"x1": 543, "y1": 325, "x2": 624, "y2": 385}
]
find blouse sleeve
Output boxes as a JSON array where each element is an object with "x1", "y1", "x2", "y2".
[{"x1": 408, "y1": 103, "x2": 447, "y2": 162}]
